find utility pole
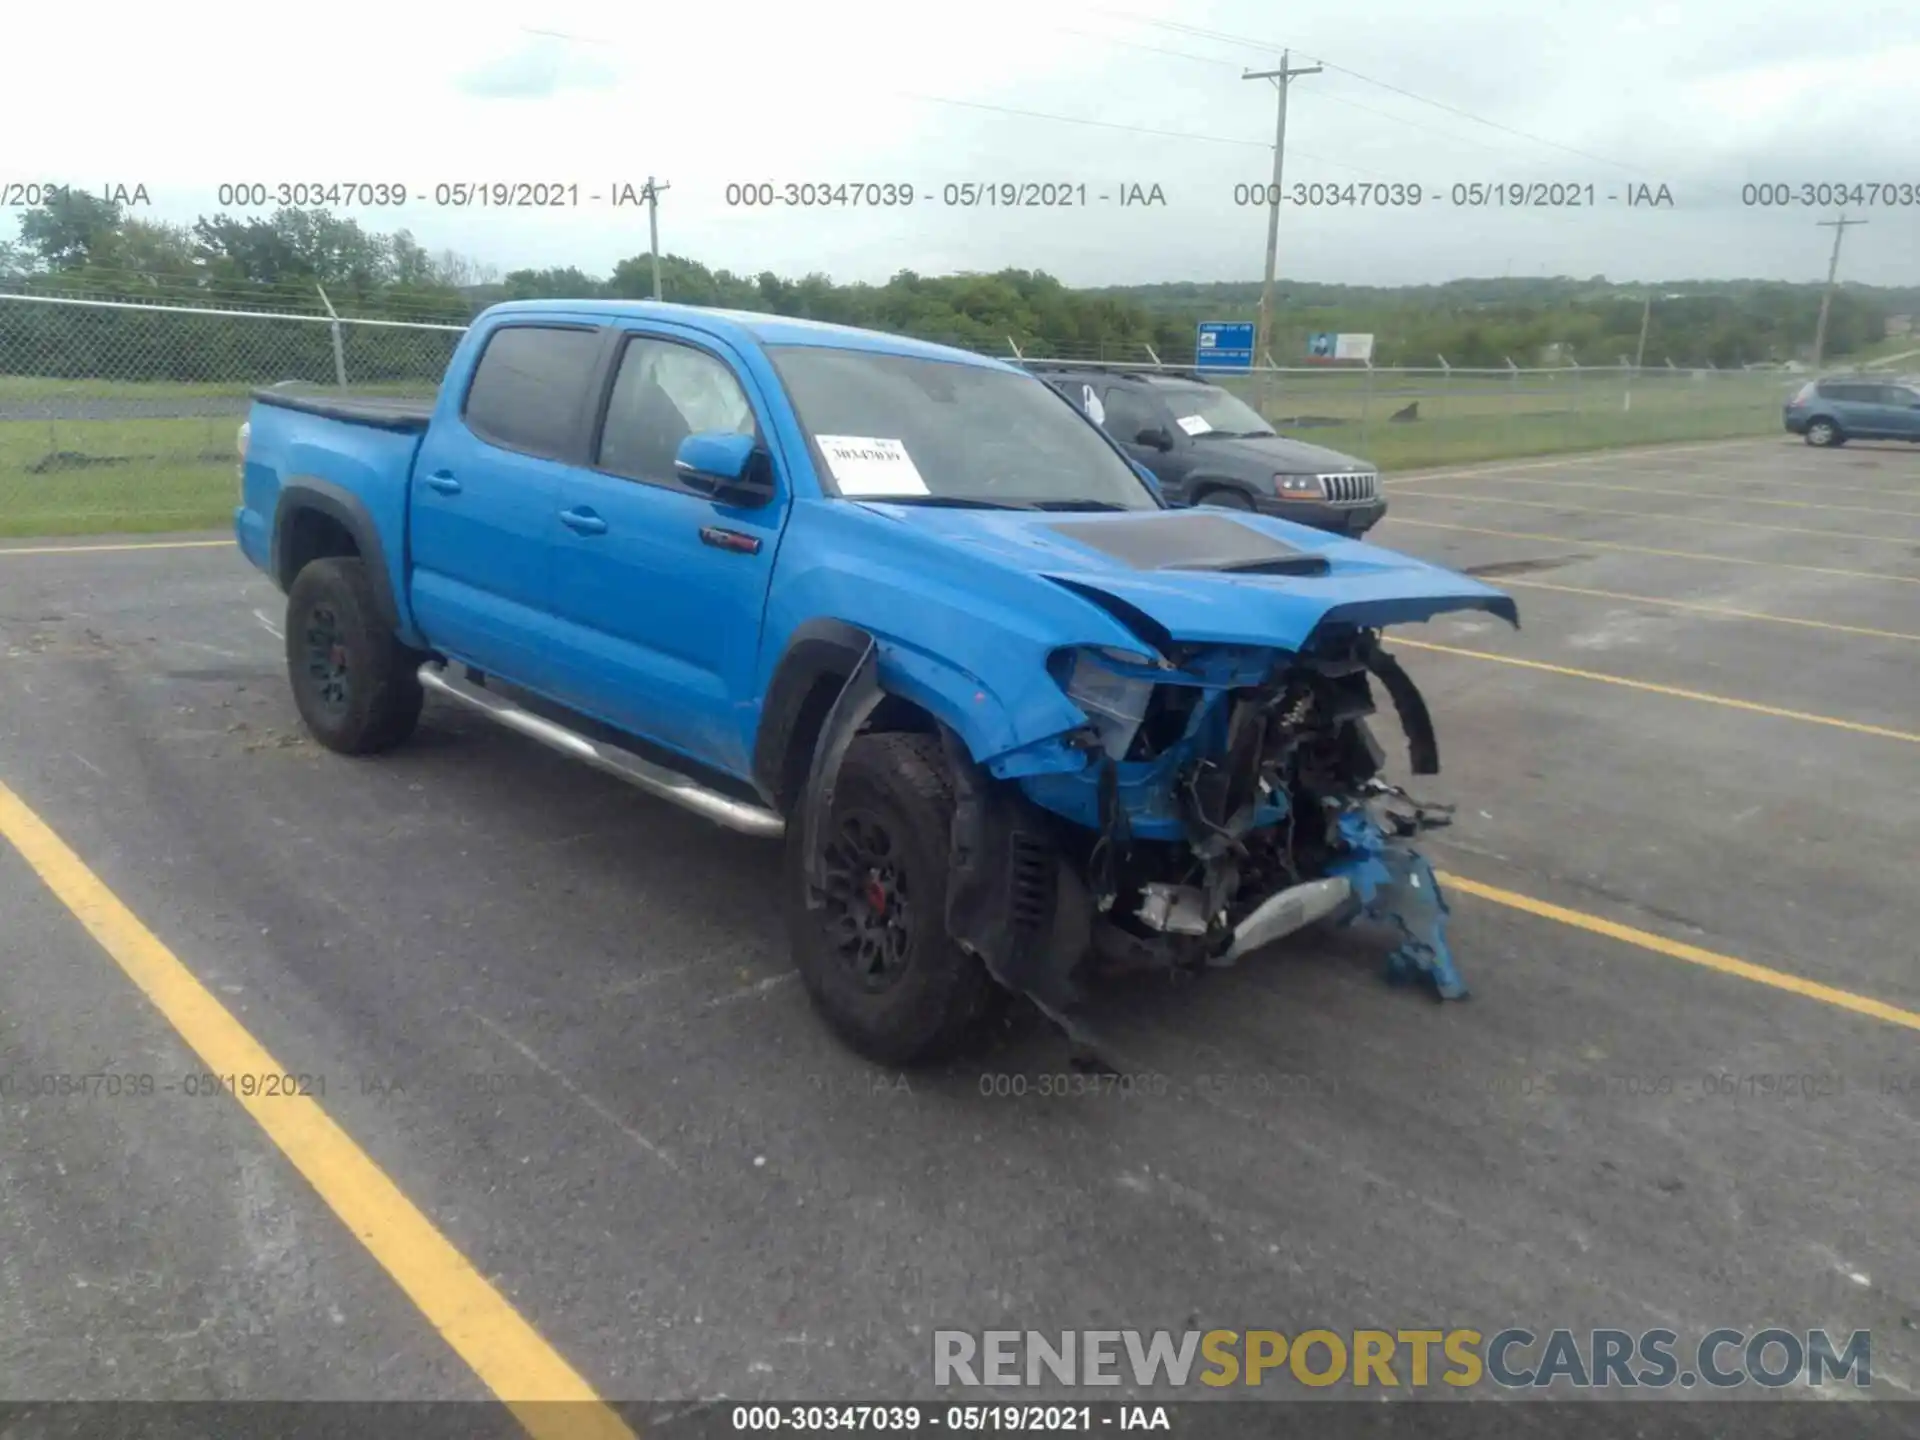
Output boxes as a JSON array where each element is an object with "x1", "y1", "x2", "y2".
[
  {"x1": 1243, "y1": 51, "x2": 1322, "y2": 367},
  {"x1": 1623, "y1": 291, "x2": 1653, "y2": 412},
  {"x1": 641, "y1": 176, "x2": 671, "y2": 300},
  {"x1": 1810, "y1": 214, "x2": 1865, "y2": 371}
]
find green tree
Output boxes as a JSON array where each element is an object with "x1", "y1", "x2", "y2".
[
  {"x1": 502, "y1": 266, "x2": 604, "y2": 299},
  {"x1": 17, "y1": 188, "x2": 124, "y2": 269},
  {"x1": 90, "y1": 218, "x2": 198, "y2": 281}
]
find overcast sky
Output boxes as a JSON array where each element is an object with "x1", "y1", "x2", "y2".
[{"x1": 6, "y1": 0, "x2": 1917, "y2": 289}]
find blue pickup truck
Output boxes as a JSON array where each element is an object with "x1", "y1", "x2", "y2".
[{"x1": 236, "y1": 300, "x2": 1518, "y2": 1064}]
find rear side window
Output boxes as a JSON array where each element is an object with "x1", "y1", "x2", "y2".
[
  {"x1": 464, "y1": 325, "x2": 602, "y2": 459},
  {"x1": 1818, "y1": 382, "x2": 1874, "y2": 403}
]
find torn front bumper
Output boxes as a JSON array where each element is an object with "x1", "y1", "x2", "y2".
[
  {"x1": 799, "y1": 629, "x2": 1474, "y2": 1065},
  {"x1": 1322, "y1": 799, "x2": 1466, "y2": 1000}
]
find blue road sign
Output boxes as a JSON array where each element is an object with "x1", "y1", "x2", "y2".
[{"x1": 1195, "y1": 321, "x2": 1255, "y2": 372}]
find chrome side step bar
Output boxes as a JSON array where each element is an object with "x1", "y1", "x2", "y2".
[{"x1": 416, "y1": 663, "x2": 786, "y2": 839}]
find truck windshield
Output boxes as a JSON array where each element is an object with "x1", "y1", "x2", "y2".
[{"x1": 768, "y1": 345, "x2": 1160, "y2": 510}]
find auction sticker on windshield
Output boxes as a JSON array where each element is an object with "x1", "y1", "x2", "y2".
[
  {"x1": 817, "y1": 435, "x2": 931, "y2": 496},
  {"x1": 1175, "y1": 414, "x2": 1213, "y2": 436}
]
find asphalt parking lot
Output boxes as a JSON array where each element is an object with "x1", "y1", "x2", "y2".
[{"x1": 1, "y1": 435, "x2": 1916, "y2": 1429}]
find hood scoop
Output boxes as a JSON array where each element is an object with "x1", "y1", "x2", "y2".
[
  {"x1": 1046, "y1": 512, "x2": 1327, "y2": 576},
  {"x1": 1171, "y1": 553, "x2": 1330, "y2": 577}
]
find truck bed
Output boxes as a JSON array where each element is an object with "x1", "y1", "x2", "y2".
[{"x1": 249, "y1": 388, "x2": 434, "y2": 432}]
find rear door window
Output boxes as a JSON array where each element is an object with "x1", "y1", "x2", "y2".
[{"x1": 463, "y1": 324, "x2": 603, "y2": 460}]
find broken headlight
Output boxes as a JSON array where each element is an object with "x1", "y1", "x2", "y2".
[{"x1": 1060, "y1": 646, "x2": 1158, "y2": 761}]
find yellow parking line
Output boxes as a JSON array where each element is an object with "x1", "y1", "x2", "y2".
[
  {"x1": 1439, "y1": 872, "x2": 1920, "y2": 1034},
  {"x1": 1491, "y1": 578, "x2": 1920, "y2": 644},
  {"x1": 1390, "y1": 472, "x2": 1920, "y2": 517},
  {"x1": 1391, "y1": 638, "x2": 1920, "y2": 744},
  {"x1": 1391, "y1": 489, "x2": 1902, "y2": 544},
  {"x1": 0, "y1": 780, "x2": 635, "y2": 1440},
  {"x1": 1381, "y1": 516, "x2": 1920, "y2": 586},
  {"x1": 0, "y1": 539, "x2": 230, "y2": 557}
]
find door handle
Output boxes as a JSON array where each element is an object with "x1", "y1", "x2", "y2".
[
  {"x1": 424, "y1": 472, "x2": 462, "y2": 495},
  {"x1": 559, "y1": 507, "x2": 608, "y2": 535},
  {"x1": 700, "y1": 526, "x2": 762, "y2": 555}
]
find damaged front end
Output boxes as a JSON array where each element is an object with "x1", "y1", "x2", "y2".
[{"x1": 937, "y1": 628, "x2": 1474, "y2": 1043}]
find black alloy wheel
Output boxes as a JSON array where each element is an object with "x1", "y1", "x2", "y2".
[
  {"x1": 818, "y1": 808, "x2": 915, "y2": 991},
  {"x1": 302, "y1": 602, "x2": 352, "y2": 720}
]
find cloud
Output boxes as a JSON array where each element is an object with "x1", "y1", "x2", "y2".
[
  {"x1": 2, "y1": 0, "x2": 1913, "y2": 286},
  {"x1": 455, "y1": 35, "x2": 619, "y2": 99}
]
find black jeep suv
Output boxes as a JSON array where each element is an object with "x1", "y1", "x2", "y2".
[{"x1": 1031, "y1": 364, "x2": 1387, "y2": 536}]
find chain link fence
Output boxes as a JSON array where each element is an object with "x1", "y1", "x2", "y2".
[
  {"x1": 1, "y1": 292, "x2": 1793, "y2": 539},
  {"x1": 0, "y1": 294, "x2": 461, "y2": 537}
]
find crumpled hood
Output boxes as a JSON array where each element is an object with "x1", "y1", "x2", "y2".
[{"x1": 858, "y1": 502, "x2": 1518, "y2": 651}]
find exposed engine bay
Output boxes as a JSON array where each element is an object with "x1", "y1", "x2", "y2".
[{"x1": 935, "y1": 626, "x2": 1469, "y2": 1046}]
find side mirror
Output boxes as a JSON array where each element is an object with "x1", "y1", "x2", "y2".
[
  {"x1": 674, "y1": 431, "x2": 774, "y2": 506},
  {"x1": 1136, "y1": 427, "x2": 1175, "y2": 451}
]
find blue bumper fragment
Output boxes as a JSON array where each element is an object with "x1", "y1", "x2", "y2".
[{"x1": 1323, "y1": 808, "x2": 1468, "y2": 1001}]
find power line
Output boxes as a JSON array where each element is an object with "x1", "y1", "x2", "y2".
[
  {"x1": 1059, "y1": 24, "x2": 1551, "y2": 157},
  {"x1": 1098, "y1": 9, "x2": 1640, "y2": 172},
  {"x1": 1050, "y1": 25, "x2": 1241, "y2": 69},
  {"x1": 1303, "y1": 56, "x2": 1637, "y2": 172},
  {"x1": 899, "y1": 91, "x2": 1401, "y2": 178},
  {"x1": 1056, "y1": 22, "x2": 1575, "y2": 166},
  {"x1": 513, "y1": 20, "x2": 1387, "y2": 172},
  {"x1": 893, "y1": 92, "x2": 1268, "y2": 149}
]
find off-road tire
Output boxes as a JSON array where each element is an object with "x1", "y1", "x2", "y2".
[
  {"x1": 786, "y1": 732, "x2": 1000, "y2": 1066},
  {"x1": 1197, "y1": 486, "x2": 1255, "y2": 510},
  {"x1": 285, "y1": 556, "x2": 424, "y2": 755},
  {"x1": 1804, "y1": 418, "x2": 1843, "y2": 447}
]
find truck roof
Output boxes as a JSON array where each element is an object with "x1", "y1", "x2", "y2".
[{"x1": 477, "y1": 299, "x2": 1019, "y2": 372}]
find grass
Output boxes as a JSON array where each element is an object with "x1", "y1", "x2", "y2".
[
  {"x1": 1219, "y1": 371, "x2": 1787, "y2": 468},
  {"x1": 1854, "y1": 335, "x2": 1920, "y2": 368},
  {"x1": 0, "y1": 415, "x2": 239, "y2": 537},
  {"x1": 0, "y1": 374, "x2": 1791, "y2": 538}
]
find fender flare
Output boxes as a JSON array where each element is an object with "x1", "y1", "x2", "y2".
[
  {"x1": 799, "y1": 637, "x2": 885, "y2": 897},
  {"x1": 271, "y1": 477, "x2": 400, "y2": 632},
  {"x1": 753, "y1": 618, "x2": 874, "y2": 809},
  {"x1": 754, "y1": 618, "x2": 1034, "y2": 805},
  {"x1": 791, "y1": 643, "x2": 1099, "y2": 1046}
]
